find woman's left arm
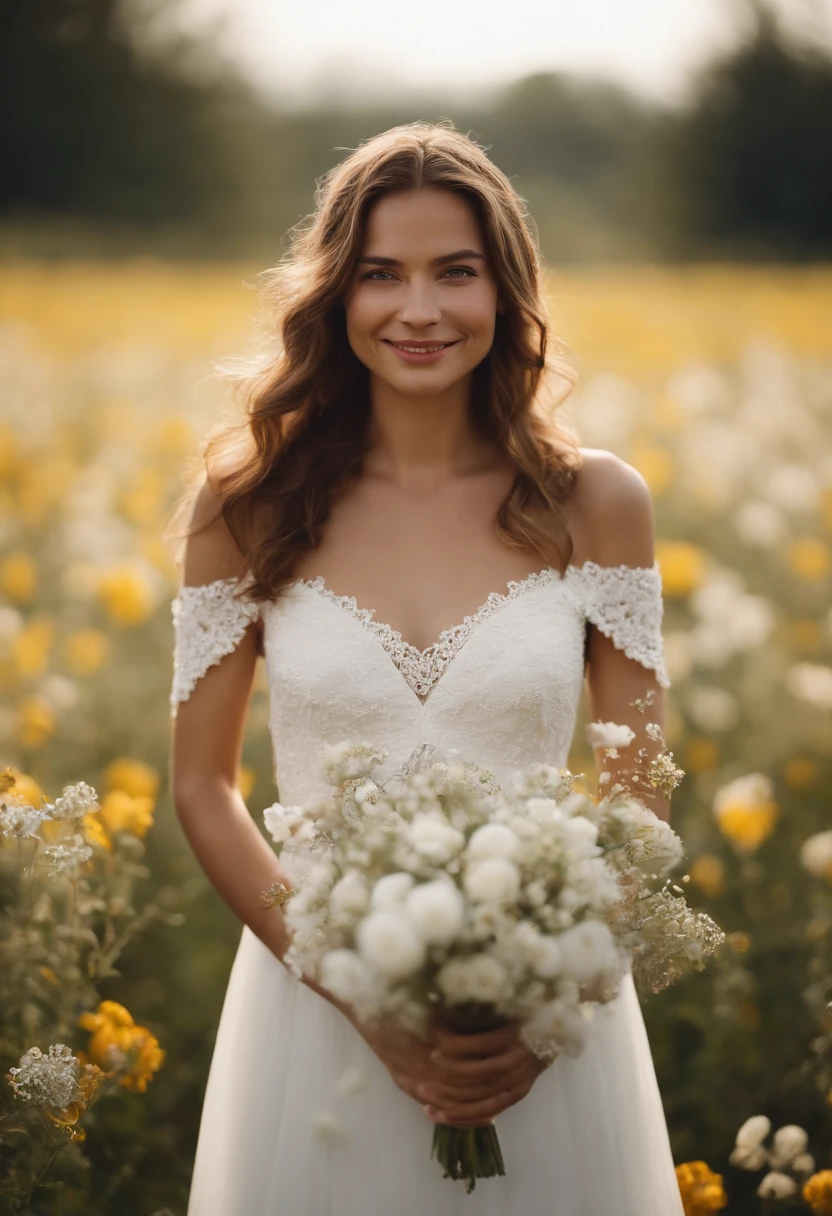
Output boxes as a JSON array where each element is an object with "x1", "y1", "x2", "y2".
[{"x1": 580, "y1": 453, "x2": 671, "y2": 823}]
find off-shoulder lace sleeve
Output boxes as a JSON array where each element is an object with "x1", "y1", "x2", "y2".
[
  {"x1": 569, "y1": 559, "x2": 671, "y2": 689},
  {"x1": 170, "y1": 577, "x2": 261, "y2": 716}
]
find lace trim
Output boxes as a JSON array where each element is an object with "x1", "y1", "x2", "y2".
[
  {"x1": 291, "y1": 569, "x2": 561, "y2": 699},
  {"x1": 566, "y1": 559, "x2": 671, "y2": 690},
  {"x1": 170, "y1": 578, "x2": 261, "y2": 715}
]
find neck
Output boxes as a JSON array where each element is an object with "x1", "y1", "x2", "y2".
[{"x1": 363, "y1": 374, "x2": 497, "y2": 492}]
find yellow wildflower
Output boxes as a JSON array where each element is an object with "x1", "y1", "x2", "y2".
[
  {"x1": 39, "y1": 966, "x2": 59, "y2": 986},
  {"x1": 82, "y1": 812, "x2": 112, "y2": 851},
  {"x1": 99, "y1": 789, "x2": 155, "y2": 839},
  {"x1": 1, "y1": 767, "x2": 46, "y2": 807},
  {"x1": 788, "y1": 538, "x2": 830, "y2": 581},
  {"x1": 12, "y1": 616, "x2": 55, "y2": 676},
  {"x1": 97, "y1": 563, "x2": 156, "y2": 626},
  {"x1": 685, "y1": 737, "x2": 720, "y2": 773},
  {"x1": 656, "y1": 541, "x2": 707, "y2": 597},
  {"x1": 118, "y1": 467, "x2": 164, "y2": 526},
  {"x1": 688, "y1": 855, "x2": 726, "y2": 898},
  {"x1": 16, "y1": 696, "x2": 56, "y2": 748},
  {"x1": 804, "y1": 1171, "x2": 832, "y2": 1214},
  {"x1": 105, "y1": 757, "x2": 160, "y2": 800},
  {"x1": 675, "y1": 1160, "x2": 728, "y2": 1214},
  {"x1": 78, "y1": 1001, "x2": 164, "y2": 1092},
  {"x1": 630, "y1": 444, "x2": 675, "y2": 495},
  {"x1": 64, "y1": 628, "x2": 111, "y2": 676},
  {"x1": 713, "y1": 773, "x2": 778, "y2": 854},
  {"x1": 156, "y1": 415, "x2": 193, "y2": 457},
  {"x1": 728, "y1": 931, "x2": 751, "y2": 954},
  {"x1": 46, "y1": 1063, "x2": 106, "y2": 1139},
  {"x1": 0, "y1": 551, "x2": 37, "y2": 603}
]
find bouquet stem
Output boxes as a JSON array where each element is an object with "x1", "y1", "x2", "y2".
[
  {"x1": 429, "y1": 1004, "x2": 508, "y2": 1192},
  {"x1": 431, "y1": 1122, "x2": 505, "y2": 1193}
]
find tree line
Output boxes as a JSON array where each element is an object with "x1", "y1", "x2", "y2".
[{"x1": 2, "y1": 0, "x2": 831, "y2": 260}]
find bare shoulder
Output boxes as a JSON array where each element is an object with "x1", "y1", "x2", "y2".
[
  {"x1": 567, "y1": 447, "x2": 655, "y2": 568},
  {"x1": 181, "y1": 474, "x2": 250, "y2": 587}
]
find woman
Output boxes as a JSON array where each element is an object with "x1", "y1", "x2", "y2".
[{"x1": 168, "y1": 121, "x2": 684, "y2": 1215}]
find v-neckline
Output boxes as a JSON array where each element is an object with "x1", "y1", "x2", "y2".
[{"x1": 285, "y1": 566, "x2": 566, "y2": 702}]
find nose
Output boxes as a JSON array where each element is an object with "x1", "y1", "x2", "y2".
[{"x1": 396, "y1": 277, "x2": 442, "y2": 328}]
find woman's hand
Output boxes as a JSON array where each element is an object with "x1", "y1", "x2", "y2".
[{"x1": 350, "y1": 1011, "x2": 553, "y2": 1128}]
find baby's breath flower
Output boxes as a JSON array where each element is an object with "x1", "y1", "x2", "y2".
[
  {"x1": 44, "y1": 833, "x2": 93, "y2": 880},
  {"x1": 6, "y1": 1043, "x2": 82, "y2": 1109},
  {"x1": 52, "y1": 780, "x2": 99, "y2": 819},
  {"x1": 757, "y1": 1171, "x2": 797, "y2": 1199},
  {"x1": 0, "y1": 801, "x2": 48, "y2": 838}
]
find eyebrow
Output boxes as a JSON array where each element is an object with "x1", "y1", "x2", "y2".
[{"x1": 356, "y1": 248, "x2": 486, "y2": 268}]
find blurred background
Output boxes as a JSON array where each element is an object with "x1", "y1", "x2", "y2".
[{"x1": 1, "y1": 0, "x2": 832, "y2": 1213}]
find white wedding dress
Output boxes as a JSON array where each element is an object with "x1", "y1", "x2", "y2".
[{"x1": 171, "y1": 559, "x2": 685, "y2": 1216}]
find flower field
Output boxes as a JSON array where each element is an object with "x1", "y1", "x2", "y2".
[{"x1": 1, "y1": 260, "x2": 832, "y2": 1214}]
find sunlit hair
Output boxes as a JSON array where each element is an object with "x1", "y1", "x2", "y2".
[{"x1": 166, "y1": 120, "x2": 583, "y2": 598}]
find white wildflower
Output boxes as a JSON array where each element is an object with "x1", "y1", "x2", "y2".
[
  {"x1": 521, "y1": 996, "x2": 588, "y2": 1059},
  {"x1": 563, "y1": 816, "x2": 601, "y2": 858},
  {"x1": 786, "y1": 663, "x2": 832, "y2": 710},
  {"x1": 465, "y1": 823, "x2": 520, "y2": 861},
  {"x1": 732, "y1": 499, "x2": 787, "y2": 548},
  {"x1": 0, "y1": 803, "x2": 48, "y2": 839},
  {"x1": 686, "y1": 686, "x2": 740, "y2": 733},
  {"x1": 356, "y1": 912, "x2": 426, "y2": 979},
  {"x1": 404, "y1": 881, "x2": 465, "y2": 947},
  {"x1": 52, "y1": 781, "x2": 98, "y2": 820},
  {"x1": 509, "y1": 922, "x2": 563, "y2": 979},
  {"x1": 322, "y1": 741, "x2": 387, "y2": 784},
  {"x1": 409, "y1": 815, "x2": 465, "y2": 865},
  {"x1": 714, "y1": 773, "x2": 774, "y2": 818},
  {"x1": 370, "y1": 872, "x2": 415, "y2": 910},
  {"x1": 44, "y1": 834, "x2": 93, "y2": 880},
  {"x1": 463, "y1": 858, "x2": 521, "y2": 906},
  {"x1": 792, "y1": 1152, "x2": 816, "y2": 1175},
  {"x1": 730, "y1": 1143, "x2": 769, "y2": 1170},
  {"x1": 7, "y1": 1044, "x2": 82, "y2": 1109},
  {"x1": 319, "y1": 950, "x2": 377, "y2": 1006},
  {"x1": 735, "y1": 1114, "x2": 771, "y2": 1149},
  {"x1": 436, "y1": 954, "x2": 508, "y2": 1004},
  {"x1": 769, "y1": 1124, "x2": 808, "y2": 1170},
  {"x1": 800, "y1": 831, "x2": 832, "y2": 880},
  {"x1": 558, "y1": 919, "x2": 619, "y2": 984},
  {"x1": 329, "y1": 871, "x2": 370, "y2": 918},
  {"x1": 756, "y1": 1172, "x2": 797, "y2": 1199},
  {"x1": 585, "y1": 721, "x2": 635, "y2": 750},
  {"x1": 263, "y1": 801, "x2": 305, "y2": 845}
]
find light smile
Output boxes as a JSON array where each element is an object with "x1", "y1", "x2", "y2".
[{"x1": 384, "y1": 340, "x2": 461, "y2": 353}]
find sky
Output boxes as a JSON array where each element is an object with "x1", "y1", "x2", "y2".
[{"x1": 167, "y1": 0, "x2": 832, "y2": 108}]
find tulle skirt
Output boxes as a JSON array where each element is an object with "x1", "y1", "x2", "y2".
[{"x1": 187, "y1": 926, "x2": 684, "y2": 1216}]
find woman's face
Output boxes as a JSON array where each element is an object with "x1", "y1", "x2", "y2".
[{"x1": 343, "y1": 187, "x2": 501, "y2": 396}]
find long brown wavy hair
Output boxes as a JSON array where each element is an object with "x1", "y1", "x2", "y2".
[{"x1": 166, "y1": 120, "x2": 583, "y2": 600}]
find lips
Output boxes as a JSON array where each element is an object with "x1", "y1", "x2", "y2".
[{"x1": 383, "y1": 339, "x2": 461, "y2": 353}]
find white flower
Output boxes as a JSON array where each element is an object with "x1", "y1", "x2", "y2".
[
  {"x1": 585, "y1": 721, "x2": 635, "y2": 750},
  {"x1": 732, "y1": 499, "x2": 787, "y2": 548},
  {"x1": 404, "y1": 881, "x2": 465, "y2": 947},
  {"x1": 263, "y1": 801, "x2": 305, "y2": 844},
  {"x1": 769, "y1": 1124, "x2": 808, "y2": 1170},
  {"x1": 686, "y1": 686, "x2": 740, "y2": 733},
  {"x1": 329, "y1": 870, "x2": 370, "y2": 918},
  {"x1": 730, "y1": 1143, "x2": 768, "y2": 1170},
  {"x1": 567, "y1": 858, "x2": 621, "y2": 911},
  {"x1": 319, "y1": 950, "x2": 377, "y2": 1005},
  {"x1": 521, "y1": 996, "x2": 588, "y2": 1059},
  {"x1": 322, "y1": 741, "x2": 388, "y2": 784},
  {"x1": 756, "y1": 1171, "x2": 796, "y2": 1199},
  {"x1": 356, "y1": 912, "x2": 426, "y2": 979},
  {"x1": 792, "y1": 1152, "x2": 816, "y2": 1175},
  {"x1": 0, "y1": 803, "x2": 48, "y2": 839},
  {"x1": 463, "y1": 858, "x2": 521, "y2": 906},
  {"x1": 52, "y1": 781, "x2": 98, "y2": 820},
  {"x1": 509, "y1": 922, "x2": 563, "y2": 979},
  {"x1": 44, "y1": 834, "x2": 93, "y2": 880},
  {"x1": 436, "y1": 954, "x2": 508, "y2": 1004},
  {"x1": 714, "y1": 774, "x2": 774, "y2": 820},
  {"x1": 7, "y1": 1044, "x2": 82, "y2": 1109},
  {"x1": 786, "y1": 663, "x2": 832, "y2": 710},
  {"x1": 735, "y1": 1114, "x2": 771, "y2": 1149},
  {"x1": 409, "y1": 815, "x2": 465, "y2": 865},
  {"x1": 370, "y1": 872, "x2": 416, "y2": 910},
  {"x1": 558, "y1": 919, "x2": 619, "y2": 985},
  {"x1": 563, "y1": 816, "x2": 601, "y2": 858},
  {"x1": 801, "y1": 831, "x2": 832, "y2": 879},
  {"x1": 465, "y1": 823, "x2": 519, "y2": 861}
]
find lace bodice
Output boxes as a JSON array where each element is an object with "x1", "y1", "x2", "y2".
[{"x1": 170, "y1": 561, "x2": 670, "y2": 812}]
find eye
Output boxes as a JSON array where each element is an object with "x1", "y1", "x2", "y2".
[
  {"x1": 443, "y1": 266, "x2": 477, "y2": 279},
  {"x1": 362, "y1": 269, "x2": 396, "y2": 281}
]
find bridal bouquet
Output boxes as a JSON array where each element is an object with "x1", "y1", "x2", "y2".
[{"x1": 262, "y1": 741, "x2": 723, "y2": 1192}]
